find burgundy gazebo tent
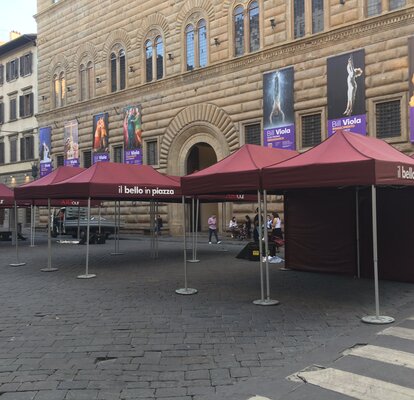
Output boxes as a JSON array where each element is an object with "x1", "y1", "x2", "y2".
[
  {"x1": 181, "y1": 144, "x2": 298, "y2": 305},
  {"x1": 0, "y1": 183, "x2": 14, "y2": 207},
  {"x1": 181, "y1": 144, "x2": 298, "y2": 195},
  {"x1": 14, "y1": 166, "x2": 88, "y2": 272},
  {"x1": 30, "y1": 162, "x2": 181, "y2": 279},
  {"x1": 44, "y1": 162, "x2": 181, "y2": 199},
  {"x1": 262, "y1": 130, "x2": 414, "y2": 323}
]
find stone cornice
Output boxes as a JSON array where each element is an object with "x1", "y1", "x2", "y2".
[{"x1": 37, "y1": 7, "x2": 414, "y2": 120}]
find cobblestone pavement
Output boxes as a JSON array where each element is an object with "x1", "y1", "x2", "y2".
[{"x1": 0, "y1": 233, "x2": 413, "y2": 400}]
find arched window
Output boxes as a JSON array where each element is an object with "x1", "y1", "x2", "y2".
[
  {"x1": 248, "y1": 1, "x2": 259, "y2": 52},
  {"x1": 198, "y1": 20, "x2": 207, "y2": 68},
  {"x1": 234, "y1": 6, "x2": 245, "y2": 57},
  {"x1": 233, "y1": 2, "x2": 260, "y2": 57},
  {"x1": 156, "y1": 37, "x2": 164, "y2": 80},
  {"x1": 79, "y1": 61, "x2": 94, "y2": 101},
  {"x1": 110, "y1": 47, "x2": 126, "y2": 92},
  {"x1": 145, "y1": 40, "x2": 153, "y2": 82},
  {"x1": 185, "y1": 18, "x2": 208, "y2": 71},
  {"x1": 293, "y1": 0, "x2": 324, "y2": 38},
  {"x1": 145, "y1": 35, "x2": 164, "y2": 82},
  {"x1": 52, "y1": 70, "x2": 66, "y2": 108},
  {"x1": 185, "y1": 25, "x2": 195, "y2": 71}
]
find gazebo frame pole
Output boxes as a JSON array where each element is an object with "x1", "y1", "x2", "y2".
[
  {"x1": 77, "y1": 206, "x2": 81, "y2": 240},
  {"x1": 32, "y1": 205, "x2": 36, "y2": 247},
  {"x1": 10, "y1": 201, "x2": 25, "y2": 267},
  {"x1": 30, "y1": 204, "x2": 34, "y2": 247},
  {"x1": 254, "y1": 191, "x2": 279, "y2": 306},
  {"x1": 361, "y1": 185, "x2": 393, "y2": 324},
  {"x1": 176, "y1": 196, "x2": 197, "y2": 295},
  {"x1": 253, "y1": 191, "x2": 265, "y2": 304},
  {"x1": 188, "y1": 197, "x2": 200, "y2": 263},
  {"x1": 356, "y1": 188, "x2": 360, "y2": 279},
  {"x1": 195, "y1": 198, "x2": 199, "y2": 259},
  {"x1": 41, "y1": 198, "x2": 58, "y2": 272},
  {"x1": 78, "y1": 197, "x2": 96, "y2": 279},
  {"x1": 155, "y1": 201, "x2": 159, "y2": 259},
  {"x1": 111, "y1": 200, "x2": 123, "y2": 255}
]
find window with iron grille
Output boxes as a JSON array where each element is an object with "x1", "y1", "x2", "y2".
[
  {"x1": 56, "y1": 154, "x2": 64, "y2": 167},
  {"x1": 113, "y1": 145, "x2": 123, "y2": 163},
  {"x1": 375, "y1": 100, "x2": 401, "y2": 139},
  {"x1": 0, "y1": 142, "x2": 4, "y2": 164},
  {"x1": 83, "y1": 150, "x2": 92, "y2": 168},
  {"x1": 301, "y1": 113, "x2": 321, "y2": 147},
  {"x1": 244, "y1": 123, "x2": 261, "y2": 145},
  {"x1": 20, "y1": 135, "x2": 34, "y2": 161},
  {"x1": 146, "y1": 140, "x2": 158, "y2": 165}
]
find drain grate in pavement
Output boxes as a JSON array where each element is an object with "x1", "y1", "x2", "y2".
[{"x1": 94, "y1": 356, "x2": 117, "y2": 364}]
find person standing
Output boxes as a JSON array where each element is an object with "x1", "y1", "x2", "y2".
[
  {"x1": 271, "y1": 212, "x2": 283, "y2": 239},
  {"x1": 244, "y1": 215, "x2": 252, "y2": 239},
  {"x1": 208, "y1": 214, "x2": 221, "y2": 244},
  {"x1": 155, "y1": 215, "x2": 163, "y2": 235}
]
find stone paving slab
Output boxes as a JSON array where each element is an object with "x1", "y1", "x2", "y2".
[{"x1": 0, "y1": 233, "x2": 413, "y2": 399}]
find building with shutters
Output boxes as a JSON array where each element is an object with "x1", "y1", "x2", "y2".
[
  {"x1": 35, "y1": 0, "x2": 414, "y2": 234},
  {"x1": 0, "y1": 33, "x2": 38, "y2": 229}
]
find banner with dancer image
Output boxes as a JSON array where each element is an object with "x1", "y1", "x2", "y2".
[
  {"x1": 39, "y1": 127, "x2": 52, "y2": 177},
  {"x1": 409, "y1": 37, "x2": 414, "y2": 142},
  {"x1": 123, "y1": 105, "x2": 143, "y2": 165},
  {"x1": 92, "y1": 113, "x2": 109, "y2": 163},
  {"x1": 263, "y1": 67, "x2": 295, "y2": 150},
  {"x1": 327, "y1": 50, "x2": 366, "y2": 136},
  {"x1": 63, "y1": 120, "x2": 79, "y2": 167}
]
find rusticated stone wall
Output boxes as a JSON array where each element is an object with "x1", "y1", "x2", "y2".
[{"x1": 35, "y1": 0, "x2": 414, "y2": 234}]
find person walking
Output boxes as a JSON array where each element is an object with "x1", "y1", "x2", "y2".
[{"x1": 208, "y1": 214, "x2": 221, "y2": 244}]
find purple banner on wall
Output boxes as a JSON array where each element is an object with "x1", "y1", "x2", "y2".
[
  {"x1": 64, "y1": 120, "x2": 79, "y2": 167},
  {"x1": 39, "y1": 127, "x2": 52, "y2": 177},
  {"x1": 92, "y1": 113, "x2": 110, "y2": 164},
  {"x1": 328, "y1": 114, "x2": 366, "y2": 136},
  {"x1": 327, "y1": 50, "x2": 366, "y2": 136},
  {"x1": 409, "y1": 37, "x2": 414, "y2": 142},
  {"x1": 264, "y1": 125, "x2": 295, "y2": 149},
  {"x1": 123, "y1": 105, "x2": 143, "y2": 165},
  {"x1": 263, "y1": 67, "x2": 295, "y2": 150}
]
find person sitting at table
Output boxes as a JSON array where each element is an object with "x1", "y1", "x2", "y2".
[{"x1": 228, "y1": 216, "x2": 238, "y2": 238}]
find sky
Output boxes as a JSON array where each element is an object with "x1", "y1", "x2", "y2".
[{"x1": 0, "y1": 0, "x2": 37, "y2": 43}]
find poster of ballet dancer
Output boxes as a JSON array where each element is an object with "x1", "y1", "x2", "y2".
[
  {"x1": 92, "y1": 113, "x2": 109, "y2": 164},
  {"x1": 39, "y1": 127, "x2": 52, "y2": 177},
  {"x1": 63, "y1": 120, "x2": 80, "y2": 167},
  {"x1": 327, "y1": 50, "x2": 366, "y2": 136},
  {"x1": 408, "y1": 37, "x2": 414, "y2": 142},
  {"x1": 263, "y1": 67, "x2": 295, "y2": 150},
  {"x1": 123, "y1": 104, "x2": 143, "y2": 165}
]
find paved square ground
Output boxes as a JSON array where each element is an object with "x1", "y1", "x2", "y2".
[{"x1": 0, "y1": 234, "x2": 413, "y2": 400}]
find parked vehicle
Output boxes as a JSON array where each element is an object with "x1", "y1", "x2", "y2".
[{"x1": 51, "y1": 207, "x2": 116, "y2": 239}]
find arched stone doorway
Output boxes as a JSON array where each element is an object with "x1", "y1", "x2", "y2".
[
  {"x1": 161, "y1": 104, "x2": 239, "y2": 236},
  {"x1": 186, "y1": 142, "x2": 217, "y2": 231}
]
